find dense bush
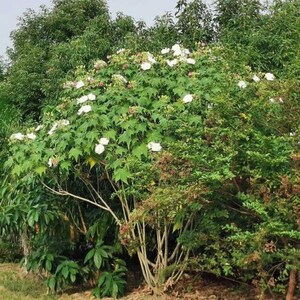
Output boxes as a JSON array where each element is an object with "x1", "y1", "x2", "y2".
[
  {"x1": 1, "y1": 0, "x2": 300, "y2": 299},
  {"x1": 5, "y1": 40, "x2": 300, "y2": 297}
]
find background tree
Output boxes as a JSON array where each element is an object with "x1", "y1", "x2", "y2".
[
  {"x1": 4, "y1": 0, "x2": 139, "y2": 120},
  {"x1": 176, "y1": 0, "x2": 215, "y2": 48}
]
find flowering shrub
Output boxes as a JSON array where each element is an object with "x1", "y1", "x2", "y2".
[{"x1": 6, "y1": 43, "x2": 300, "y2": 296}]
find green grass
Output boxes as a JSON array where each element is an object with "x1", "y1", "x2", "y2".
[
  {"x1": 0, "y1": 264, "x2": 55, "y2": 300},
  {"x1": 0, "y1": 263, "x2": 169, "y2": 300},
  {"x1": 0, "y1": 264, "x2": 99, "y2": 300}
]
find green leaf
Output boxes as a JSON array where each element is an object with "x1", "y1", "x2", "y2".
[
  {"x1": 60, "y1": 160, "x2": 71, "y2": 171},
  {"x1": 113, "y1": 168, "x2": 131, "y2": 184},
  {"x1": 62, "y1": 266, "x2": 69, "y2": 279},
  {"x1": 103, "y1": 273, "x2": 113, "y2": 295},
  {"x1": 115, "y1": 146, "x2": 127, "y2": 155},
  {"x1": 173, "y1": 87, "x2": 185, "y2": 96},
  {"x1": 132, "y1": 144, "x2": 148, "y2": 159},
  {"x1": 98, "y1": 248, "x2": 109, "y2": 259},
  {"x1": 28, "y1": 215, "x2": 35, "y2": 228},
  {"x1": 112, "y1": 282, "x2": 119, "y2": 298},
  {"x1": 189, "y1": 116, "x2": 202, "y2": 125},
  {"x1": 47, "y1": 277, "x2": 56, "y2": 291},
  {"x1": 46, "y1": 260, "x2": 52, "y2": 272},
  {"x1": 86, "y1": 156, "x2": 98, "y2": 169},
  {"x1": 69, "y1": 148, "x2": 82, "y2": 162},
  {"x1": 94, "y1": 251, "x2": 103, "y2": 269},
  {"x1": 103, "y1": 129, "x2": 117, "y2": 140},
  {"x1": 12, "y1": 165, "x2": 22, "y2": 176},
  {"x1": 173, "y1": 220, "x2": 183, "y2": 233},
  {"x1": 35, "y1": 166, "x2": 47, "y2": 175},
  {"x1": 84, "y1": 249, "x2": 95, "y2": 264},
  {"x1": 97, "y1": 273, "x2": 107, "y2": 287},
  {"x1": 70, "y1": 274, "x2": 76, "y2": 283}
]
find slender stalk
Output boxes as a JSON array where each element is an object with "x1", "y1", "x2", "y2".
[
  {"x1": 42, "y1": 182, "x2": 121, "y2": 225},
  {"x1": 286, "y1": 269, "x2": 297, "y2": 300}
]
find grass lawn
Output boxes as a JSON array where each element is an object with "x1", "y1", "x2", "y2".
[
  {"x1": 0, "y1": 263, "x2": 264, "y2": 300},
  {"x1": 0, "y1": 264, "x2": 91, "y2": 300}
]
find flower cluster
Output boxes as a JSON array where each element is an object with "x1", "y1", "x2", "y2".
[
  {"x1": 269, "y1": 97, "x2": 284, "y2": 104},
  {"x1": 95, "y1": 137, "x2": 110, "y2": 154},
  {"x1": 75, "y1": 80, "x2": 85, "y2": 89},
  {"x1": 238, "y1": 81, "x2": 247, "y2": 89},
  {"x1": 77, "y1": 105, "x2": 92, "y2": 115},
  {"x1": 265, "y1": 73, "x2": 275, "y2": 81},
  {"x1": 183, "y1": 94, "x2": 193, "y2": 103},
  {"x1": 48, "y1": 157, "x2": 59, "y2": 168},
  {"x1": 116, "y1": 48, "x2": 125, "y2": 54},
  {"x1": 252, "y1": 75, "x2": 260, "y2": 82},
  {"x1": 10, "y1": 46, "x2": 282, "y2": 179},
  {"x1": 112, "y1": 74, "x2": 128, "y2": 84},
  {"x1": 48, "y1": 119, "x2": 70, "y2": 135},
  {"x1": 141, "y1": 52, "x2": 157, "y2": 70},
  {"x1": 94, "y1": 60, "x2": 107, "y2": 70},
  {"x1": 147, "y1": 142, "x2": 162, "y2": 152},
  {"x1": 10, "y1": 132, "x2": 37, "y2": 141},
  {"x1": 165, "y1": 44, "x2": 196, "y2": 67},
  {"x1": 238, "y1": 72, "x2": 275, "y2": 89},
  {"x1": 77, "y1": 93, "x2": 96, "y2": 104}
]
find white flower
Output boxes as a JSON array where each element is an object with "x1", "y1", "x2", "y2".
[
  {"x1": 183, "y1": 94, "x2": 193, "y2": 103},
  {"x1": 269, "y1": 98, "x2": 276, "y2": 103},
  {"x1": 161, "y1": 48, "x2": 170, "y2": 54},
  {"x1": 173, "y1": 49, "x2": 182, "y2": 57},
  {"x1": 172, "y1": 44, "x2": 181, "y2": 52},
  {"x1": 48, "y1": 120, "x2": 69, "y2": 135},
  {"x1": 147, "y1": 52, "x2": 156, "y2": 63},
  {"x1": 48, "y1": 123, "x2": 58, "y2": 135},
  {"x1": 48, "y1": 158, "x2": 53, "y2": 167},
  {"x1": 75, "y1": 80, "x2": 85, "y2": 89},
  {"x1": 59, "y1": 119, "x2": 70, "y2": 126},
  {"x1": 48, "y1": 157, "x2": 58, "y2": 167},
  {"x1": 77, "y1": 95, "x2": 88, "y2": 104},
  {"x1": 265, "y1": 73, "x2": 275, "y2": 81},
  {"x1": 94, "y1": 60, "x2": 107, "y2": 69},
  {"x1": 182, "y1": 48, "x2": 190, "y2": 55},
  {"x1": 238, "y1": 80, "x2": 247, "y2": 89},
  {"x1": 252, "y1": 75, "x2": 260, "y2": 82},
  {"x1": 279, "y1": 97, "x2": 284, "y2": 103},
  {"x1": 179, "y1": 56, "x2": 188, "y2": 63},
  {"x1": 186, "y1": 58, "x2": 196, "y2": 65},
  {"x1": 78, "y1": 105, "x2": 92, "y2": 115},
  {"x1": 48, "y1": 158, "x2": 54, "y2": 167},
  {"x1": 208, "y1": 103, "x2": 214, "y2": 109},
  {"x1": 88, "y1": 93, "x2": 96, "y2": 101},
  {"x1": 27, "y1": 133, "x2": 36, "y2": 140},
  {"x1": 35, "y1": 125, "x2": 43, "y2": 132},
  {"x1": 112, "y1": 74, "x2": 127, "y2": 84},
  {"x1": 290, "y1": 132, "x2": 296, "y2": 136},
  {"x1": 147, "y1": 142, "x2": 162, "y2": 152},
  {"x1": 141, "y1": 62, "x2": 152, "y2": 70},
  {"x1": 95, "y1": 144, "x2": 105, "y2": 154},
  {"x1": 116, "y1": 48, "x2": 125, "y2": 54},
  {"x1": 167, "y1": 59, "x2": 178, "y2": 67},
  {"x1": 99, "y1": 137, "x2": 109, "y2": 145},
  {"x1": 10, "y1": 132, "x2": 24, "y2": 141},
  {"x1": 48, "y1": 130, "x2": 55, "y2": 136}
]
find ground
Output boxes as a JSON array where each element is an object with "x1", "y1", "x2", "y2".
[{"x1": 0, "y1": 263, "x2": 280, "y2": 300}]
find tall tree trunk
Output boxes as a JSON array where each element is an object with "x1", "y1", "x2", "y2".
[
  {"x1": 286, "y1": 269, "x2": 296, "y2": 300},
  {"x1": 20, "y1": 226, "x2": 30, "y2": 271}
]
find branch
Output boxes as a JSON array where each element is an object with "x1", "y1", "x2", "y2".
[{"x1": 42, "y1": 182, "x2": 121, "y2": 226}]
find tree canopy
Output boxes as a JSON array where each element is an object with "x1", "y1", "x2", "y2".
[{"x1": 1, "y1": 0, "x2": 300, "y2": 299}]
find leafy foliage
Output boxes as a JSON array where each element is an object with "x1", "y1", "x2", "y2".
[{"x1": 1, "y1": 0, "x2": 300, "y2": 299}]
